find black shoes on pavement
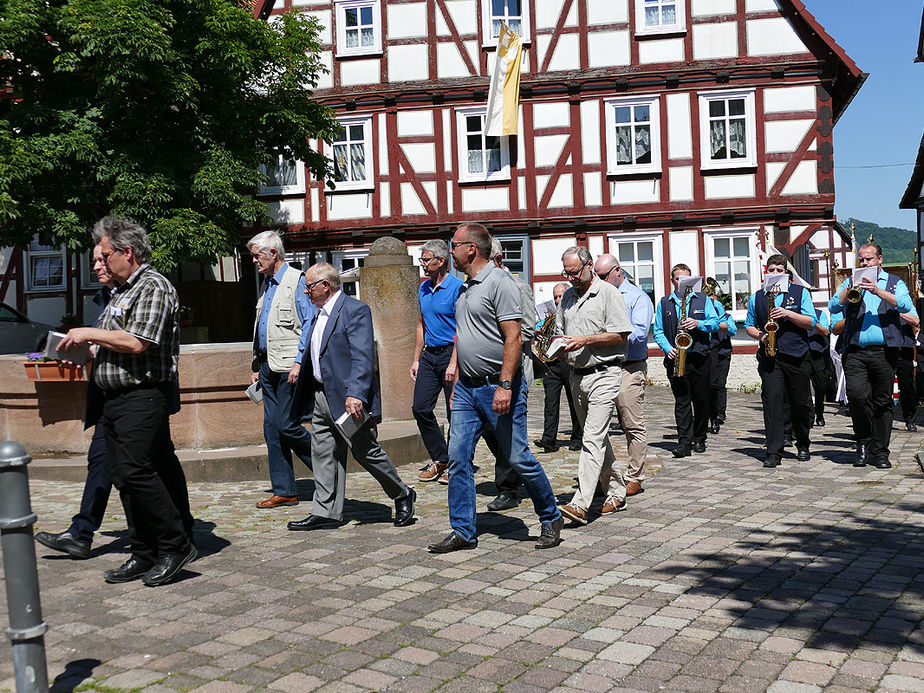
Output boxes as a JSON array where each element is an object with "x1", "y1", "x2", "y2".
[
  {"x1": 394, "y1": 488, "x2": 416, "y2": 527},
  {"x1": 487, "y1": 492, "x2": 519, "y2": 511},
  {"x1": 692, "y1": 440, "x2": 706, "y2": 454},
  {"x1": 536, "y1": 516, "x2": 563, "y2": 549},
  {"x1": 428, "y1": 532, "x2": 478, "y2": 553},
  {"x1": 103, "y1": 543, "x2": 197, "y2": 587},
  {"x1": 533, "y1": 439, "x2": 559, "y2": 453},
  {"x1": 35, "y1": 531, "x2": 91, "y2": 560},
  {"x1": 288, "y1": 515, "x2": 340, "y2": 531},
  {"x1": 854, "y1": 443, "x2": 869, "y2": 467}
]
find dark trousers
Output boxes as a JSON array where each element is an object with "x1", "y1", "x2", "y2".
[
  {"x1": 896, "y1": 347, "x2": 917, "y2": 422},
  {"x1": 709, "y1": 350, "x2": 731, "y2": 424},
  {"x1": 540, "y1": 359, "x2": 582, "y2": 444},
  {"x1": 260, "y1": 362, "x2": 313, "y2": 497},
  {"x1": 843, "y1": 346, "x2": 898, "y2": 458},
  {"x1": 68, "y1": 425, "x2": 111, "y2": 543},
  {"x1": 808, "y1": 350, "x2": 828, "y2": 420},
  {"x1": 103, "y1": 385, "x2": 189, "y2": 564},
  {"x1": 412, "y1": 348, "x2": 453, "y2": 464},
  {"x1": 759, "y1": 354, "x2": 812, "y2": 458},
  {"x1": 666, "y1": 352, "x2": 711, "y2": 446}
]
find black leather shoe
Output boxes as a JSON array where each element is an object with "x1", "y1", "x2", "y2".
[
  {"x1": 394, "y1": 488, "x2": 416, "y2": 527},
  {"x1": 784, "y1": 436, "x2": 794, "y2": 448},
  {"x1": 906, "y1": 421, "x2": 917, "y2": 432},
  {"x1": 536, "y1": 516, "x2": 564, "y2": 549},
  {"x1": 853, "y1": 443, "x2": 869, "y2": 467},
  {"x1": 104, "y1": 556, "x2": 154, "y2": 584},
  {"x1": 288, "y1": 515, "x2": 340, "y2": 531},
  {"x1": 692, "y1": 440, "x2": 706, "y2": 453},
  {"x1": 672, "y1": 446, "x2": 691, "y2": 458},
  {"x1": 872, "y1": 457, "x2": 892, "y2": 469},
  {"x1": 763, "y1": 456, "x2": 781, "y2": 468},
  {"x1": 142, "y1": 544, "x2": 198, "y2": 587},
  {"x1": 710, "y1": 421, "x2": 720, "y2": 435},
  {"x1": 533, "y1": 439, "x2": 559, "y2": 453},
  {"x1": 487, "y1": 492, "x2": 519, "y2": 512},
  {"x1": 796, "y1": 448, "x2": 811, "y2": 462},
  {"x1": 815, "y1": 416, "x2": 825, "y2": 427},
  {"x1": 427, "y1": 532, "x2": 477, "y2": 553},
  {"x1": 716, "y1": 415, "x2": 726, "y2": 425},
  {"x1": 35, "y1": 531, "x2": 91, "y2": 559},
  {"x1": 567, "y1": 441, "x2": 582, "y2": 451}
]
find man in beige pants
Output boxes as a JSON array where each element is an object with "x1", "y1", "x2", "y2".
[
  {"x1": 555, "y1": 247, "x2": 632, "y2": 525},
  {"x1": 594, "y1": 254, "x2": 654, "y2": 496}
]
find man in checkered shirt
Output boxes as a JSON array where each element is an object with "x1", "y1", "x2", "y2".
[{"x1": 60, "y1": 217, "x2": 195, "y2": 587}]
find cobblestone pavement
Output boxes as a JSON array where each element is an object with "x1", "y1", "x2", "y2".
[{"x1": 2, "y1": 385, "x2": 923, "y2": 693}]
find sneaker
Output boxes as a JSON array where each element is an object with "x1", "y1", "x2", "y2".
[
  {"x1": 601, "y1": 497, "x2": 627, "y2": 514},
  {"x1": 418, "y1": 462, "x2": 447, "y2": 482},
  {"x1": 558, "y1": 503, "x2": 588, "y2": 525}
]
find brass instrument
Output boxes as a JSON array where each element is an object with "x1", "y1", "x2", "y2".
[
  {"x1": 531, "y1": 313, "x2": 559, "y2": 363},
  {"x1": 845, "y1": 284, "x2": 863, "y2": 303},
  {"x1": 703, "y1": 277, "x2": 720, "y2": 298},
  {"x1": 765, "y1": 288, "x2": 779, "y2": 356},
  {"x1": 674, "y1": 285, "x2": 693, "y2": 377}
]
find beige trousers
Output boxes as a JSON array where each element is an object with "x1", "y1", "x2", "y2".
[{"x1": 616, "y1": 360, "x2": 648, "y2": 483}]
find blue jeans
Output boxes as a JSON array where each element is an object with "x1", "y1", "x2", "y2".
[
  {"x1": 260, "y1": 363, "x2": 312, "y2": 497},
  {"x1": 447, "y1": 377, "x2": 559, "y2": 542}
]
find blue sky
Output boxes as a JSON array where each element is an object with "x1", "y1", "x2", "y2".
[{"x1": 805, "y1": 1, "x2": 922, "y2": 231}]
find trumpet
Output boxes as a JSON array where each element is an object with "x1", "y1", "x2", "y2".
[
  {"x1": 765, "y1": 289, "x2": 779, "y2": 357},
  {"x1": 674, "y1": 285, "x2": 693, "y2": 377},
  {"x1": 845, "y1": 285, "x2": 863, "y2": 303}
]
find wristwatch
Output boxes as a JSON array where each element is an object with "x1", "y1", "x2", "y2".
[{"x1": 499, "y1": 380, "x2": 513, "y2": 390}]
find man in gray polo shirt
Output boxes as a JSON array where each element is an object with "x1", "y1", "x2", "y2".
[
  {"x1": 427, "y1": 222, "x2": 563, "y2": 553},
  {"x1": 556, "y1": 246, "x2": 632, "y2": 526}
]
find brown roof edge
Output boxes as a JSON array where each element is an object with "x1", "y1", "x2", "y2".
[{"x1": 899, "y1": 134, "x2": 924, "y2": 210}]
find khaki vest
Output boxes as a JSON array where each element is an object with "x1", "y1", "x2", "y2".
[{"x1": 253, "y1": 264, "x2": 303, "y2": 373}]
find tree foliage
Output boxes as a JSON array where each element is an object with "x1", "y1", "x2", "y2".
[
  {"x1": 0, "y1": 0, "x2": 337, "y2": 270},
  {"x1": 843, "y1": 218, "x2": 916, "y2": 266}
]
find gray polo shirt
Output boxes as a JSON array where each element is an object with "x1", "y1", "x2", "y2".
[
  {"x1": 557, "y1": 277, "x2": 632, "y2": 369},
  {"x1": 456, "y1": 264, "x2": 522, "y2": 378}
]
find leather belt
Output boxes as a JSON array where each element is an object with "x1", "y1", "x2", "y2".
[
  {"x1": 458, "y1": 372, "x2": 502, "y2": 387},
  {"x1": 573, "y1": 362, "x2": 618, "y2": 377},
  {"x1": 423, "y1": 344, "x2": 452, "y2": 354}
]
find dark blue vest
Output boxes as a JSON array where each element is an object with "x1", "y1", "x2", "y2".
[
  {"x1": 659, "y1": 293, "x2": 711, "y2": 356},
  {"x1": 753, "y1": 284, "x2": 810, "y2": 358},
  {"x1": 808, "y1": 309, "x2": 829, "y2": 354},
  {"x1": 836, "y1": 273, "x2": 902, "y2": 353}
]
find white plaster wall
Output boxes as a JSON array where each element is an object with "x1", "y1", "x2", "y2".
[
  {"x1": 692, "y1": 22, "x2": 738, "y2": 60},
  {"x1": 584, "y1": 173, "x2": 603, "y2": 207},
  {"x1": 587, "y1": 0, "x2": 628, "y2": 25},
  {"x1": 765, "y1": 162, "x2": 786, "y2": 193},
  {"x1": 516, "y1": 177, "x2": 526, "y2": 211},
  {"x1": 764, "y1": 120, "x2": 813, "y2": 153},
  {"x1": 669, "y1": 231, "x2": 700, "y2": 276},
  {"x1": 437, "y1": 42, "x2": 471, "y2": 79},
  {"x1": 745, "y1": 0, "x2": 780, "y2": 11},
  {"x1": 763, "y1": 85, "x2": 817, "y2": 113},
  {"x1": 580, "y1": 100, "x2": 601, "y2": 165},
  {"x1": 304, "y1": 10, "x2": 331, "y2": 44},
  {"x1": 587, "y1": 234, "x2": 605, "y2": 259},
  {"x1": 440, "y1": 0, "x2": 477, "y2": 35},
  {"x1": 534, "y1": 134, "x2": 569, "y2": 168},
  {"x1": 387, "y1": 2, "x2": 428, "y2": 38},
  {"x1": 747, "y1": 17, "x2": 808, "y2": 56},
  {"x1": 535, "y1": 175, "x2": 550, "y2": 204},
  {"x1": 543, "y1": 33, "x2": 581, "y2": 72},
  {"x1": 587, "y1": 31, "x2": 631, "y2": 67},
  {"x1": 265, "y1": 199, "x2": 305, "y2": 225},
  {"x1": 691, "y1": 0, "x2": 736, "y2": 16},
  {"x1": 400, "y1": 142, "x2": 436, "y2": 174},
  {"x1": 310, "y1": 188, "x2": 320, "y2": 222},
  {"x1": 666, "y1": 93, "x2": 693, "y2": 159},
  {"x1": 533, "y1": 237, "x2": 578, "y2": 274},
  {"x1": 788, "y1": 225, "x2": 808, "y2": 246},
  {"x1": 611, "y1": 179, "x2": 660, "y2": 204},
  {"x1": 315, "y1": 52, "x2": 333, "y2": 90},
  {"x1": 533, "y1": 102, "x2": 571, "y2": 128},
  {"x1": 533, "y1": 281, "x2": 562, "y2": 306},
  {"x1": 704, "y1": 175, "x2": 756, "y2": 199},
  {"x1": 397, "y1": 110, "x2": 434, "y2": 138},
  {"x1": 388, "y1": 44, "x2": 429, "y2": 82},
  {"x1": 669, "y1": 166, "x2": 695, "y2": 201},
  {"x1": 781, "y1": 160, "x2": 818, "y2": 196},
  {"x1": 379, "y1": 183, "x2": 390, "y2": 218},
  {"x1": 327, "y1": 193, "x2": 373, "y2": 220},
  {"x1": 536, "y1": 1, "x2": 577, "y2": 30},
  {"x1": 400, "y1": 182, "x2": 426, "y2": 216},
  {"x1": 378, "y1": 113, "x2": 389, "y2": 176},
  {"x1": 0, "y1": 247, "x2": 11, "y2": 274},
  {"x1": 546, "y1": 174, "x2": 574, "y2": 209},
  {"x1": 461, "y1": 187, "x2": 509, "y2": 212},
  {"x1": 340, "y1": 59, "x2": 380, "y2": 86},
  {"x1": 638, "y1": 38, "x2": 684, "y2": 64}
]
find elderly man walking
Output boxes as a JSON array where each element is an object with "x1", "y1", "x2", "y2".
[{"x1": 247, "y1": 231, "x2": 314, "y2": 508}]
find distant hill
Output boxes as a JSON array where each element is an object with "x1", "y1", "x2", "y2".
[{"x1": 842, "y1": 218, "x2": 916, "y2": 265}]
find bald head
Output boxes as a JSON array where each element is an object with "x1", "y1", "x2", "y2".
[
  {"x1": 552, "y1": 282, "x2": 569, "y2": 306},
  {"x1": 594, "y1": 253, "x2": 623, "y2": 287}
]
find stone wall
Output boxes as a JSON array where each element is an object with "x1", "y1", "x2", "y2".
[{"x1": 647, "y1": 352, "x2": 762, "y2": 392}]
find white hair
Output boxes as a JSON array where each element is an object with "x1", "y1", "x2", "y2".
[{"x1": 247, "y1": 230, "x2": 285, "y2": 260}]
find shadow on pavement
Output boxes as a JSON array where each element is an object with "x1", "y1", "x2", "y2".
[{"x1": 49, "y1": 658, "x2": 101, "y2": 692}]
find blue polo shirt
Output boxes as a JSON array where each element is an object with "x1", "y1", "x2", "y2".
[{"x1": 419, "y1": 272, "x2": 465, "y2": 347}]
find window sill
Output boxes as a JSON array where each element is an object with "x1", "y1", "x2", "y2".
[
  {"x1": 606, "y1": 169, "x2": 662, "y2": 180},
  {"x1": 481, "y1": 39, "x2": 532, "y2": 50},
  {"x1": 700, "y1": 163, "x2": 757, "y2": 174},
  {"x1": 257, "y1": 187, "x2": 307, "y2": 197},
  {"x1": 335, "y1": 49, "x2": 383, "y2": 60},
  {"x1": 457, "y1": 175, "x2": 512, "y2": 186},
  {"x1": 325, "y1": 183, "x2": 375, "y2": 194},
  {"x1": 634, "y1": 27, "x2": 687, "y2": 39}
]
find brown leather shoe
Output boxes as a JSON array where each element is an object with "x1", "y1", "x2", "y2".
[
  {"x1": 437, "y1": 470, "x2": 449, "y2": 485},
  {"x1": 601, "y1": 497, "x2": 627, "y2": 514},
  {"x1": 418, "y1": 462, "x2": 447, "y2": 482},
  {"x1": 558, "y1": 503, "x2": 588, "y2": 525},
  {"x1": 625, "y1": 481, "x2": 643, "y2": 496},
  {"x1": 256, "y1": 495, "x2": 298, "y2": 509}
]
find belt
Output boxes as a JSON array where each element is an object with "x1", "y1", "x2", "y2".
[
  {"x1": 101, "y1": 381, "x2": 168, "y2": 398},
  {"x1": 847, "y1": 344, "x2": 889, "y2": 352},
  {"x1": 423, "y1": 343, "x2": 453, "y2": 354},
  {"x1": 573, "y1": 362, "x2": 618, "y2": 377},
  {"x1": 458, "y1": 372, "x2": 503, "y2": 387},
  {"x1": 623, "y1": 358, "x2": 646, "y2": 366}
]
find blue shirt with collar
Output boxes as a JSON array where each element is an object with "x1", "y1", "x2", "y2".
[
  {"x1": 257, "y1": 262, "x2": 310, "y2": 356},
  {"x1": 828, "y1": 269, "x2": 914, "y2": 347},
  {"x1": 653, "y1": 291, "x2": 720, "y2": 355},
  {"x1": 710, "y1": 297, "x2": 738, "y2": 337},
  {"x1": 419, "y1": 272, "x2": 465, "y2": 347},
  {"x1": 617, "y1": 280, "x2": 654, "y2": 361}
]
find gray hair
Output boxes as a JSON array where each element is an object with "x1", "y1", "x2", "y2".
[
  {"x1": 456, "y1": 223, "x2": 492, "y2": 259},
  {"x1": 92, "y1": 217, "x2": 153, "y2": 263},
  {"x1": 562, "y1": 246, "x2": 592, "y2": 265},
  {"x1": 310, "y1": 262, "x2": 341, "y2": 289},
  {"x1": 247, "y1": 230, "x2": 286, "y2": 260},
  {"x1": 490, "y1": 237, "x2": 503, "y2": 259},
  {"x1": 421, "y1": 239, "x2": 450, "y2": 262}
]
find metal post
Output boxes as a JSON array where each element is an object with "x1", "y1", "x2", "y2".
[{"x1": 0, "y1": 441, "x2": 49, "y2": 693}]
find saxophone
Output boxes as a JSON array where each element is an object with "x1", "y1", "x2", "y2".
[
  {"x1": 673, "y1": 285, "x2": 693, "y2": 377},
  {"x1": 531, "y1": 314, "x2": 559, "y2": 363},
  {"x1": 765, "y1": 289, "x2": 779, "y2": 357}
]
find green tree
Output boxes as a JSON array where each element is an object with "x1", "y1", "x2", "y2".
[{"x1": 0, "y1": 0, "x2": 336, "y2": 270}]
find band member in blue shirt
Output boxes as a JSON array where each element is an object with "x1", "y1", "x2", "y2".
[
  {"x1": 706, "y1": 283, "x2": 737, "y2": 435},
  {"x1": 808, "y1": 309, "x2": 831, "y2": 427}
]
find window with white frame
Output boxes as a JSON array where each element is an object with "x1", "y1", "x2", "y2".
[
  {"x1": 456, "y1": 108, "x2": 511, "y2": 183},
  {"x1": 610, "y1": 235, "x2": 663, "y2": 306},
  {"x1": 704, "y1": 230, "x2": 760, "y2": 315},
  {"x1": 635, "y1": 0, "x2": 686, "y2": 36},
  {"x1": 698, "y1": 89, "x2": 757, "y2": 170},
  {"x1": 329, "y1": 116, "x2": 374, "y2": 191},
  {"x1": 26, "y1": 238, "x2": 66, "y2": 292},
  {"x1": 334, "y1": 0, "x2": 382, "y2": 57},
  {"x1": 258, "y1": 155, "x2": 305, "y2": 196},
  {"x1": 605, "y1": 96, "x2": 661, "y2": 176},
  {"x1": 331, "y1": 249, "x2": 367, "y2": 298},
  {"x1": 482, "y1": 0, "x2": 530, "y2": 44}
]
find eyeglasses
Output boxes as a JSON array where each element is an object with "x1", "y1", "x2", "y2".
[
  {"x1": 561, "y1": 260, "x2": 590, "y2": 279},
  {"x1": 450, "y1": 241, "x2": 473, "y2": 250},
  {"x1": 597, "y1": 266, "x2": 619, "y2": 281},
  {"x1": 304, "y1": 278, "x2": 326, "y2": 291},
  {"x1": 419, "y1": 256, "x2": 440, "y2": 266}
]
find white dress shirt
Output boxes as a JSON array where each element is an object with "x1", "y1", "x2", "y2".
[{"x1": 310, "y1": 290, "x2": 342, "y2": 378}]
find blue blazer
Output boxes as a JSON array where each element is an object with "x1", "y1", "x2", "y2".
[{"x1": 300, "y1": 293, "x2": 382, "y2": 422}]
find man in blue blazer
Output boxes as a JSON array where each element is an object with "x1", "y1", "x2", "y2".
[{"x1": 288, "y1": 262, "x2": 416, "y2": 530}]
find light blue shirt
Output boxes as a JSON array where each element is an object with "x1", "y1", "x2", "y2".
[
  {"x1": 744, "y1": 287, "x2": 817, "y2": 330},
  {"x1": 257, "y1": 263, "x2": 310, "y2": 359},
  {"x1": 827, "y1": 270, "x2": 913, "y2": 347},
  {"x1": 653, "y1": 291, "x2": 720, "y2": 355},
  {"x1": 710, "y1": 297, "x2": 738, "y2": 337},
  {"x1": 617, "y1": 280, "x2": 654, "y2": 361},
  {"x1": 814, "y1": 308, "x2": 830, "y2": 334}
]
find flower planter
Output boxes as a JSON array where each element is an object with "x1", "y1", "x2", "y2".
[{"x1": 22, "y1": 361, "x2": 86, "y2": 382}]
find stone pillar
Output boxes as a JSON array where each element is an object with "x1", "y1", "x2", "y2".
[{"x1": 360, "y1": 238, "x2": 419, "y2": 422}]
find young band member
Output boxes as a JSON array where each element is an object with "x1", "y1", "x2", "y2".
[
  {"x1": 706, "y1": 283, "x2": 737, "y2": 434},
  {"x1": 653, "y1": 264, "x2": 720, "y2": 458},
  {"x1": 744, "y1": 254, "x2": 816, "y2": 468},
  {"x1": 808, "y1": 309, "x2": 831, "y2": 427},
  {"x1": 829, "y1": 243, "x2": 915, "y2": 469}
]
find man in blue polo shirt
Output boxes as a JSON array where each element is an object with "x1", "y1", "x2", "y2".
[
  {"x1": 829, "y1": 243, "x2": 914, "y2": 469},
  {"x1": 412, "y1": 240, "x2": 465, "y2": 483}
]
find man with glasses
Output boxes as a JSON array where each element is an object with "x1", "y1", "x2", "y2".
[
  {"x1": 428, "y1": 223, "x2": 562, "y2": 552},
  {"x1": 246, "y1": 231, "x2": 314, "y2": 509},
  {"x1": 412, "y1": 240, "x2": 464, "y2": 484},
  {"x1": 555, "y1": 247, "x2": 632, "y2": 525},
  {"x1": 593, "y1": 253, "x2": 654, "y2": 497}
]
